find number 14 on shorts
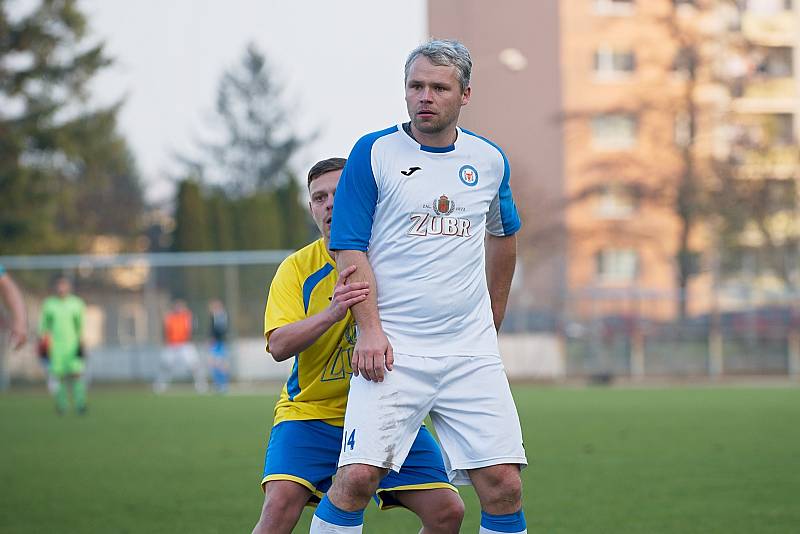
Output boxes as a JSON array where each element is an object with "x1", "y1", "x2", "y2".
[{"x1": 342, "y1": 428, "x2": 356, "y2": 452}]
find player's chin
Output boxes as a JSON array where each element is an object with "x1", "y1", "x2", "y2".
[{"x1": 413, "y1": 119, "x2": 440, "y2": 134}]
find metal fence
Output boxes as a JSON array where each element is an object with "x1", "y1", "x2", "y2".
[
  {"x1": 0, "y1": 251, "x2": 291, "y2": 387},
  {"x1": 559, "y1": 291, "x2": 800, "y2": 380},
  {"x1": 2, "y1": 251, "x2": 799, "y2": 388}
]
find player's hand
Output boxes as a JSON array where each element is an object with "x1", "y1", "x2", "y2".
[
  {"x1": 351, "y1": 327, "x2": 394, "y2": 383},
  {"x1": 9, "y1": 323, "x2": 26, "y2": 350},
  {"x1": 328, "y1": 265, "x2": 369, "y2": 323}
]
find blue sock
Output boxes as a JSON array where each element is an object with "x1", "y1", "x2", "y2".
[
  {"x1": 480, "y1": 509, "x2": 527, "y2": 533},
  {"x1": 313, "y1": 494, "x2": 364, "y2": 527}
]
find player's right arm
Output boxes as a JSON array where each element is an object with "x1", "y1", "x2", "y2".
[
  {"x1": 0, "y1": 270, "x2": 27, "y2": 350},
  {"x1": 328, "y1": 133, "x2": 394, "y2": 383},
  {"x1": 266, "y1": 265, "x2": 369, "y2": 361},
  {"x1": 333, "y1": 250, "x2": 393, "y2": 382}
]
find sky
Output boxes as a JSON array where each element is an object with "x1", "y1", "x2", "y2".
[{"x1": 81, "y1": 0, "x2": 428, "y2": 203}]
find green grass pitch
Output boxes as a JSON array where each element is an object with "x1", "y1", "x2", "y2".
[{"x1": 1, "y1": 385, "x2": 798, "y2": 533}]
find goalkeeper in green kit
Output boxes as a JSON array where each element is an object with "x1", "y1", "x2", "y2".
[{"x1": 39, "y1": 276, "x2": 87, "y2": 414}]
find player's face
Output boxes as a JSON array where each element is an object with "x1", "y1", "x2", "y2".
[
  {"x1": 405, "y1": 56, "x2": 470, "y2": 142},
  {"x1": 56, "y1": 278, "x2": 71, "y2": 297},
  {"x1": 308, "y1": 169, "x2": 341, "y2": 241}
]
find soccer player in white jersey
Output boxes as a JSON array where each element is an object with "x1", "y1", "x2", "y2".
[
  {"x1": 253, "y1": 158, "x2": 464, "y2": 534},
  {"x1": 309, "y1": 40, "x2": 528, "y2": 534}
]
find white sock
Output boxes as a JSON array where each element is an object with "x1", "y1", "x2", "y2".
[
  {"x1": 479, "y1": 528, "x2": 527, "y2": 534},
  {"x1": 310, "y1": 514, "x2": 363, "y2": 533}
]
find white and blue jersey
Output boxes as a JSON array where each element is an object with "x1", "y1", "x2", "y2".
[{"x1": 329, "y1": 124, "x2": 521, "y2": 358}]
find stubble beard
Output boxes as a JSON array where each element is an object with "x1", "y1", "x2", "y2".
[{"x1": 412, "y1": 114, "x2": 446, "y2": 135}]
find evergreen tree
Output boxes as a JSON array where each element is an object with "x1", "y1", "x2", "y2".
[
  {"x1": 172, "y1": 180, "x2": 210, "y2": 252},
  {"x1": 232, "y1": 192, "x2": 283, "y2": 250},
  {"x1": 207, "y1": 188, "x2": 235, "y2": 251},
  {"x1": 202, "y1": 43, "x2": 305, "y2": 195},
  {"x1": 175, "y1": 42, "x2": 312, "y2": 252},
  {"x1": 275, "y1": 176, "x2": 312, "y2": 248},
  {"x1": 171, "y1": 179, "x2": 212, "y2": 300},
  {"x1": 0, "y1": 0, "x2": 143, "y2": 254}
]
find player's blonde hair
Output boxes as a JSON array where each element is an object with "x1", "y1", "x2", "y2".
[{"x1": 405, "y1": 39, "x2": 472, "y2": 93}]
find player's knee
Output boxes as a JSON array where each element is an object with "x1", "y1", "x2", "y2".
[
  {"x1": 254, "y1": 488, "x2": 305, "y2": 532},
  {"x1": 337, "y1": 464, "x2": 385, "y2": 501},
  {"x1": 497, "y1": 476, "x2": 523, "y2": 506},
  {"x1": 426, "y1": 494, "x2": 465, "y2": 531},
  {"x1": 481, "y1": 465, "x2": 523, "y2": 509}
]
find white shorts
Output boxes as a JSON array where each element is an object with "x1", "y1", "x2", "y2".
[
  {"x1": 162, "y1": 343, "x2": 199, "y2": 369},
  {"x1": 339, "y1": 353, "x2": 527, "y2": 485}
]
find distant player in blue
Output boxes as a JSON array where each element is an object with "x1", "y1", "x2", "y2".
[
  {"x1": 208, "y1": 299, "x2": 229, "y2": 393},
  {"x1": 311, "y1": 40, "x2": 528, "y2": 534},
  {"x1": 251, "y1": 158, "x2": 464, "y2": 534}
]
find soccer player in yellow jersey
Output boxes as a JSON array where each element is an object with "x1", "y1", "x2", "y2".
[{"x1": 252, "y1": 158, "x2": 464, "y2": 534}]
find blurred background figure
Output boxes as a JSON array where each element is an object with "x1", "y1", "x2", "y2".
[
  {"x1": 0, "y1": 264, "x2": 28, "y2": 391},
  {"x1": 208, "y1": 299, "x2": 230, "y2": 393},
  {"x1": 0, "y1": 265, "x2": 27, "y2": 351},
  {"x1": 35, "y1": 332, "x2": 58, "y2": 395},
  {"x1": 155, "y1": 299, "x2": 207, "y2": 394},
  {"x1": 39, "y1": 276, "x2": 87, "y2": 415}
]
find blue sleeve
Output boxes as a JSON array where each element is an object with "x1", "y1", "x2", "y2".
[
  {"x1": 487, "y1": 150, "x2": 522, "y2": 236},
  {"x1": 329, "y1": 135, "x2": 380, "y2": 252}
]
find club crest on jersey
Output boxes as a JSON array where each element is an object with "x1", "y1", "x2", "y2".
[
  {"x1": 459, "y1": 165, "x2": 478, "y2": 187},
  {"x1": 433, "y1": 195, "x2": 455, "y2": 216}
]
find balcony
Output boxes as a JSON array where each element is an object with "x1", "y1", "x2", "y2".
[
  {"x1": 736, "y1": 146, "x2": 800, "y2": 180},
  {"x1": 742, "y1": 11, "x2": 798, "y2": 47},
  {"x1": 734, "y1": 78, "x2": 797, "y2": 113}
]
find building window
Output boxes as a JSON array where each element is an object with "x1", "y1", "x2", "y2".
[
  {"x1": 593, "y1": 48, "x2": 636, "y2": 80},
  {"x1": 672, "y1": 47, "x2": 696, "y2": 79},
  {"x1": 674, "y1": 111, "x2": 691, "y2": 147},
  {"x1": 591, "y1": 114, "x2": 637, "y2": 150},
  {"x1": 771, "y1": 114, "x2": 795, "y2": 145},
  {"x1": 746, "y1": 0, "x2": 792, "y2": 14},
  {"x1": 594, "y1": 0, "x2": 635, "y2": 15},
  {"x1": 596, "y1": 249, "x2": 639, "y2": 283},
  {"x1": 596, "y1": 184, "x2": 637, "y2": 218},
  {"x1": 753, "y1": 46, "x2": 793, "y2": 77}
]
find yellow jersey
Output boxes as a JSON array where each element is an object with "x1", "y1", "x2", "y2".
[{"x1": 265, "y1": 238, "x2": 355, "y2": 427}]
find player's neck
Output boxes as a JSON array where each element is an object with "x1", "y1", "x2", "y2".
[{"x1": 407, "y1": 122, "x2": 458, "y2": 148}]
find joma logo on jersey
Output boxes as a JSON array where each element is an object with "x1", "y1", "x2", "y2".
[{"x1": 408, "y1": 213, "x2": 472, "y2": 237}]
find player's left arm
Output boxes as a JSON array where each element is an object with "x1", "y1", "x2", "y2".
[
  {"x1": 485, "y1": 233, "x2": 517, "y2": 332},
  {"x1": 76, "y1": 299, "x2": 85, "y2": 335},
  {"x1": 484, "y1": 146, "x2": 520, "y2": 332}
]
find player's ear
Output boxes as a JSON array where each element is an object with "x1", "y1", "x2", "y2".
[{"x1": 461, "y1": 86, "x2": 471, "y2": 106}]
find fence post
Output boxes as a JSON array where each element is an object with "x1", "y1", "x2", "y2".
[
  {"x1": 789, "y1": 329, "x2": 800, "y2": 379},
  {"x1": 630, "y1": 321, "x2": 645, "y2": 380},
  {"x1": 224, "y1": 265, "x2": 240, "y2": 380},
  {"x1": 708, "y1": 317, "x2": 723, "y2": 379},
  {"x1": 142, "y1": 263, "x2": 159, "y2": 381}
]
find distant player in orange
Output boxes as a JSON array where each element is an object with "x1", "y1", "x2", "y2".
[{"x1": 154, "y1": 299, "x2": 207, "y2": 393}]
